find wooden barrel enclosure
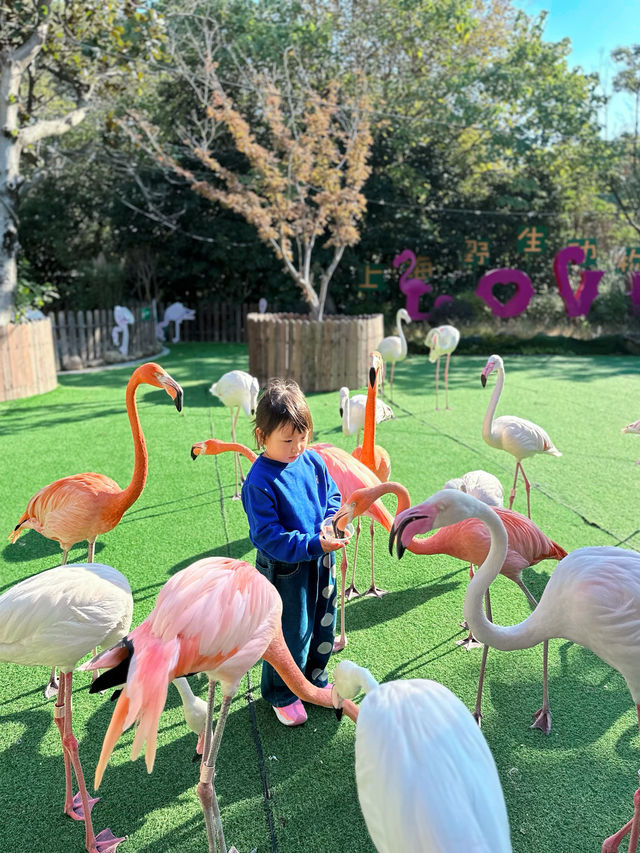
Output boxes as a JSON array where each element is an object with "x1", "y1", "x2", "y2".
[
  {"x1": 247, "y1": 312, "x2": 384, "y2": 392},
  {"x1": 0, "y1": 317, "x2": 58, "y2": 401}
]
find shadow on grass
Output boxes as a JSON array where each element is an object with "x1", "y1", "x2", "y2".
[{"x1": 344, "y1": 577, "x2": 460, "y2": 633}]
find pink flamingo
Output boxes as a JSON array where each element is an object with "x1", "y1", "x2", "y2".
[
  {"x1": 481, "y1": 354, "x2": 561, "y2": 517},
  {"x1": 82, "y1": 557, "x2": 358, "y2": 853},
  {"x1": 622, "y1": 419, "x2": 640, "y2": 465},
  {"x1": 190, "y1": 437, "x2": 388, "y2": 649},
  {"x1": 335, "y1": 481, "x2": 566, "y2": 730},
  {"x1": 425, "y1": 324, "x2": 460, "y2": 410},
  {"x1": 353, "y1": 350, "x2": 392, "y2": 484},
  {"x1": 0, "y1": 562, "x2": 132, "y2": 853},
  {"x1": 9, "y1": 361, "x2": 183, "y2": 698},
  {"x1": 388, "y1": 488, "x2": 640, "y2": 853}
]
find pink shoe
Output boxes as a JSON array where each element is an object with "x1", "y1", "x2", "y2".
[{"x1": 273, "y1": 699, "x2": 307, "y2": 726}]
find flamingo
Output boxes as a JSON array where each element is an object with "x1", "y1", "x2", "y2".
[
  {"x1": 481, "y1": 354, "x2": 561, "y2": 517},
  {"x1": 190, "y1": 437, "x2": 388, "y2": 650},
  {"x1": 353, "y1": 351, "x2": 392, "y2": 484},
  {"x1": 339, "y1": 386, "x2": 394, "y2": 448},
  {"x1": 388, "y1": 488, "x2": 640, "y2": 853},
  {"x1": 622, "y1": 419, "x2": 640, "y2": 464},
  {"x1": 425, "y1": 324, "x2": 460, "y2": 410},
  {"x1": 335, "y1": 480, "x2": 566, "y2": 729},
  {"x1": 209, "y1": 369, "x2": 259, "y2": 499},
  {"x1": 0, "y1": 562, "x2": 133, "y2": 853},
  {"x1": 331, "y1": 660, "x2": 512, "y2": 853},
  {"x1": 9, "y1": 361, "x2": 183, "y2": 698},
  {"x1": 377, "y1": 308, "x2": 411, "y2": 402},
  {"x1": 81, "y1": 556, "x2": 358, "y2": 853}
]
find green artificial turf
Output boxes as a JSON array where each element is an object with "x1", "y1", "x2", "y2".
[{"x1": 1, "y1": 343, "x2": 639, "y2": 853}]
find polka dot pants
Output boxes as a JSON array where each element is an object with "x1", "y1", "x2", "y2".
[{"x1": 255, "y1": 549, "x2": 337, "y2": 707}]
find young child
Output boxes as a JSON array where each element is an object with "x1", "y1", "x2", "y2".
[{"x1": 241, "y1": 377, "x2": 347, "y2": 726}]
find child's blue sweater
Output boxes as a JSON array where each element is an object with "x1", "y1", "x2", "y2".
[{"x1": 241, "y1": 449, "x2": 342, "y2": 563}]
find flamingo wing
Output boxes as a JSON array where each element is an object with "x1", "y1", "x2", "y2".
[{"x1": 492, "y1": 416, "x2": 560, "y2": 458}]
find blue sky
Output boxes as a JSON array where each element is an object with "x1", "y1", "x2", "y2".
[{"x1": 512, "y1": 0, "x2": 638, "y2": 137}]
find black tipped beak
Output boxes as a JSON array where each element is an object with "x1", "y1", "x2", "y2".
[
  {"x1": 388, "y1": 525, "x2": 397, "y2": 556},
  {"x1": 480, "y1": 375, "x2": 487, "y2": 388},
  {"x1": 110, "y1": 689, "x2": 122, "y2": 702},
  {"x1": 369, "y1": 366, "x2": 376, "y2": 388},
  {"x1": 389, "y1": 514, "x2": 419, "y2": 560},
  {"x1": 335, "y1": 707, "x2": 343, "y2": 721},
  {"x1": 190, "y1": 446, "x2": 198, "y2": 460},
  {"x1": 174, "y1": 388, "x2": 184, "y2": 412},
  {"x1": 339, "y1": 407, "x2": 344, "y2": 417}
]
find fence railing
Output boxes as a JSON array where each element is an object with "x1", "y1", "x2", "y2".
[{"x1": 49, "y1": 301, "x2": 255, "y2": 370}]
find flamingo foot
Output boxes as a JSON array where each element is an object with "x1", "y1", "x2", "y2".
[
  {"x1": 530, "y1": 707, "x2": 552, "y2": 734},
  {"x1": 344, "y1": 584, "x2": 361, "y2": 601},
  {"x1": 460, "y1": 619, "x2": 469, "y2": 629},
  {"x1": 365, "y1": 586, "x2": 387, "y2": 598},
  {"x1": 92, "y1": 827, "x2": 127, "y2": 853},
  {"x1": 472, "y1": 709, "x2": 482, "y2": 728},
  {"x1": 232, "y1": 493, "x2": 241, "y2": 501},
  {"x1": 332, "y1": 635, "x2": 348, "y2": 652},
  {"x1": 456, "y1": 632, "x2": 483, "y2": 651},
  {"x1": 44, "y1": 676, "x2": 59, "y2": 700},
  {"x1": 66, "y1": 791, "x2": 99, "y2": 821}
]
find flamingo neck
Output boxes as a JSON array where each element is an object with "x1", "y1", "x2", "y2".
[
  {"x1": 396, "y1": 312, "x2": 407, "y2": 358},
  {"x1": 118, "y1": 376, "x2": 148, "y2": 512},
  {"x1": 355, "y1": 482, "x2": 410, "y2": 531},
  {"x1": 462, "y1": 503, "x2": 540, "y2": 650},
  {"x1": 357, "y1": 669, "x2": 379, "y2": 695},
  {"x1": 482, "y1": 366, "x2": 504, "y2": 447},
  {"x1": 220, "y1": 441, "x2": 257, "y2": 463},
  {"x1": 360, "y1": 372, "x2": 379, "y2": 468},
  {"x1": 262, "y1": 633, "x2": 358, "y2": 722}
]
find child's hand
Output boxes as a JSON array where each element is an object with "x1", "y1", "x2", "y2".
[
  {"x1": 320, "y1": 518, "x2": 353, "y2": 552},
  {"x1": 320, "y1": 534, "x2": 347, "y2": 553}
]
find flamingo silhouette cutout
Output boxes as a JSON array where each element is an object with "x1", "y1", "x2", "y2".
[
  {"x1": 111, "y1": 305, "x2": 134, "y2": 356},
  {"x1": 156, "y1": 302, "x2": 196, "y2": 343}
]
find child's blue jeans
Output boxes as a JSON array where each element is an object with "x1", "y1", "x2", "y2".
[{"x1": 255, "y1": 549, "x2": 337, "y2": 707}]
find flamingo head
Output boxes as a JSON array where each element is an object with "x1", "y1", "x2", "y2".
[
  {"x1": 369, "y1": 351, "x2": 384, "y2": 389},
  {"x1": 338, "y1": 386, "x2": 349, "y2": 419},
  {"x1": 480, "y1": 353, "x2": 503, "y2": 388},
  {"x1": 331, "y1": 660, "x2": 375, "y2": 718},
  {"x1": 134, "y1": 363, "x2": 183, "y2": 412},
  {"x1": 190, "y1": 438, "x2": 232, "y2": 460},
  {"x1": 249, "y1": 376, "x2": 259, "y2": 415},
  {"x1": 389, "y1": 489, "x2": 480, "y2": 558},
  {"x1": 397, "y1": 308, "x2": 412, "y2": 326}
]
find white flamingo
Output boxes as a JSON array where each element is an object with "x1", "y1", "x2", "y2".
[
  {"x1": 331, "y1": 659, "x2": 512, "y2": 853},
  {"x1": 339, "y1": 386, "x2": 394, "y2": 446},
  {"x1": 0, "y1": 562, "x2": 132, "y2": 853},
  {"x1": 425, "y1": 324, "x2": 460, "y2": 410},
  {"x1": 390, "y1": 488, "x2": 640, "y2": 853},
  {"x1": 209, "y1": 370, "x2": 260, "y2": 499},
  {"x1": 377, "y1": 308, "x2": 411, "y2": 402},
  {"x1": 481, "y1": 354, "x2": 561, "y2": 517}
]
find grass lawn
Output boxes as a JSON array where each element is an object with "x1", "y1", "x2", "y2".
[{"x1": 1, "y1": 342, "x2": 639, "y2": 853}]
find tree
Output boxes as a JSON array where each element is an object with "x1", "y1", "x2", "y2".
[
  {"x1": 610, "y1": 45, "x2": 640, "y2": 237},
  {"x1": 124, "y1": 6, "x2": 373, "y2": 321},
  {"x1": 0, "y1": 0, "x2": 164, "y2": 324}
]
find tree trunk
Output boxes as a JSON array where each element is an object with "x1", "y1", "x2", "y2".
[{"x1": 0, "y1": 55, "x2": 24, "y2": 325}]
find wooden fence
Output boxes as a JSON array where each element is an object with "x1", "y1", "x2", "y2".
[
  {"x1": 49, "y1": 301, "x2": 255, "y2": 369},
  {"x1": 0, "y1": 317, "x2": 58, "y2": 401}
]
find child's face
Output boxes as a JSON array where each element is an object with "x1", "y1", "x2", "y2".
[{"x1": 261, "y1": 423, "x2": 309, "y2": 464}]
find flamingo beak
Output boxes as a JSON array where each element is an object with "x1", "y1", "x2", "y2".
[
  {"x1": 331, "y1": 505, "x2": 352, "y2": 537},
  {"x1": 369, "y1": 366, "x2": 376, "y2": 388},
  {"x1": 158, "y1": 372, "x2": 184, "y2": 412},
  {"x1": 191, "y1": 444, "x2": 201, "y2": 460},
  {"x1": 480, "y1": 373, "x2": 487, "y2": 388},
  {"x1": 388, "y1": 512, "x2": 427, "y2": 559},
  {"x1": 331, "y1": 684, "x2": 344, "y2": 720}
]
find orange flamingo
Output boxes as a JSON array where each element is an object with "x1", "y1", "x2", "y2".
[
  {"x1": 9, "y1": 361, "x2": 183, "y2": 697},
  {"x1": 82, "y1": 556, "x2": 358, "y2": 853},
  {"x1": 334, "y1": 481, "x2": 566, "y2": 731},
  {"x1": 190, "y1": 437, "x2": 389, "y2": 648},
  {"x1": 353, "y1": 351, "x2": 391, "y2": 483}
]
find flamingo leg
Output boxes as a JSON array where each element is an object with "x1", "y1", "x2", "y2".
[
  {"x1": 58, "y1": 671, "x2": 124, "y2": 853},
  {"x1": 472, "y1": 589, "x2": 493, "y2": 727},
  {"x1": 434, "y1": 356, "x2": 440, "y2": 410},
  {"x1": 602, "y1": 711, "x2": 640, "y2": 853},
  {"x1": 510, "y1": 577, "x2": 551, "y2": 732},
  {"x1": 198, "y1": 689, "x2": 233, "y2": 853},
  {"x1": 345, "y1": 518, "x2": 361, "y2": 600},
  {"x1": 444, "y1": 352, "x2": 452, "y2": 409},
  {"x1": 458, "y1": 566, "x2": 482, "y2": 649},
  {"x1": 508, "y1": 462, "x2": 519, "y2": 510},
  {"x1": 520, "y1": 463, "x2": 532, "y2": 518},
  {"x1": 45, "y1": 666, "x2": 59, "y2": 699},
  {"x1": 87, "y1": 540, "x2": 96, "y2": 562},
  {"x1": 230, "y1": 408, "x2": 241, "y2": 500},
  {"x1": 365, "y1": 518, "x2": 386, "y2": 597},
  {"x1": 333, "y1": 548, "x2": 349, "y2": 651},
  {"x1": 389, "y1": 362, "x2": 396, "y2": 402}
]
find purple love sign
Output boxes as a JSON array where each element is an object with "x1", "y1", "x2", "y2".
[
  {"x1": 630, "y1": 271, "x2": 640, "y2": 315},
  {"x1": 475, "y1": 269, "x2": 535, "y2": 318},
  {"x1": 553, "y1": 245, "x2": 603, "y2": 317}
]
